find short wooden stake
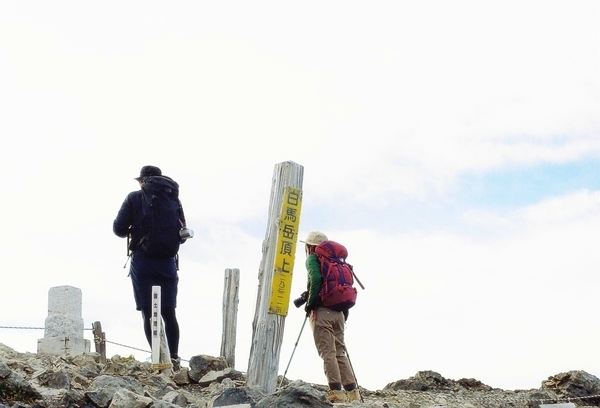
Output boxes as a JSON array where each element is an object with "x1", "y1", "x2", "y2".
[
  {"x1": 92, "y1": 321, "x2": 106, "y2": 364},
  {"x1": 221, "y1": 268, "x2": 240, "y2": 368}
]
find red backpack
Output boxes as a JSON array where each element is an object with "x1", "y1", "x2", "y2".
[{"x1": 315, "y1": 240, "x2": 358, "y2": 311}]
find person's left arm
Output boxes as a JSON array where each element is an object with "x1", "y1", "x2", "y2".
[
  {"x1": 305, "y1": 254, "x2": 322, "y2": 311},
  {"x1": 113, "y1": 193, "x2": 135, "y2": 238}
]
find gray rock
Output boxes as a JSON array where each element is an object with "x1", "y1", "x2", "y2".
[
  {"x1": 85, "y1": 375, "x2": 144, "y2": 407},
  {"x1": 255, "y1": 380, "x2": 330, "y2": 408},
  {"x1": 197, "y1": 367, "x2": 244, "y2": 387},
  {"x1": 188, "y1": 354, "x2": 228, "y2": 383},
  {"x1": 152, "y1": 401, "x2": 182, "y2": 408},
  {"x1": 109, "y1": 388, "x2": 154, "y2": 408},
  {"x1": 49, "y1": 389, "x2": 90, "y2": 408},
  {"x1": 542, "y1": 370, "x2": 600, "y2": 405},
  {"x1": 173, "y1": 367, "x2": 190, "y2": 386},
  {"x1": 213, "y1": 386, "x2": 266, "y2": 407},
  {"x1": 143, "y1": 373, "x2": 178, "y2": 399},
  {"x1": 0, "y1": 362, "x2": 11, "y2": 379},
  {"x1": 39, "y1": 368, "x2": 71, "y2": 389},
  {"x1": 0, "y1": 362, "x2": 43, "y2": 404},
  {"x1": 162, "y1": 389, "x2": 188, "y2": 407},
  {"x1": 385, "y1": 370, "x2": 455, "y2": 391},
  {"x1": 527, "y1": 390, "x2": 560, "y2": 408},
  {"x1": 456, "y1": 377, "x2": 493, "y2": 391}
]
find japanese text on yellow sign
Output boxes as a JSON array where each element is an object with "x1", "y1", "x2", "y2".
[{"x1": 269, "y1": 187, "x2": 303, "y2": 316}]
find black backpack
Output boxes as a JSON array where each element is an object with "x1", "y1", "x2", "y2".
[{"x1": 138, "y1": 176, "x2": 185, "y2": 258}]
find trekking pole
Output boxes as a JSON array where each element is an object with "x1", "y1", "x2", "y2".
[
  {"x1": 278, "y1": 315, "x2": 308, "y2": 389},
  {"x1": 123, "y1": 235, "x2": 132, "y2": 269},
  {"x1": 352, "y1": 271, "x2": 365, "y2": 290},
  {"x1": 343, "y1": 344, "x2": 364, "y2": 402},
  {"x1": 349, "y1": 264, "x2": 365, "y2": 290}
]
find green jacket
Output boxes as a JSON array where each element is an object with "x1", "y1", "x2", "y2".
[{"x1": 305, "y1": 254, "x2": 322, "y2": 308}]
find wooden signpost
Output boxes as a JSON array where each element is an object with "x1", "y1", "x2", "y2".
[{"x1": 246, "y1": 161, "x2": 304, "y2": 393}]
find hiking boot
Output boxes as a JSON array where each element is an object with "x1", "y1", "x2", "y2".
[
  {"x1": 171, "y1": 357, "x2": 181, "y2": 371},
  {"x1": 325, "y1": 389, "x2": 347, "y2": 403},
  {"x1": 347, "y1": 388, "x2": 361, "y2": 402}
]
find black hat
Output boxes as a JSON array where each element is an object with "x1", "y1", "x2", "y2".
[{"x1": 135, "y1": 165, "x2": 162, "y2": 180}]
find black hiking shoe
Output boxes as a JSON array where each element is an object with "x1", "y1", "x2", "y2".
[{"x1": 171, "y1": 357, "x2": 181, "y2": 371}]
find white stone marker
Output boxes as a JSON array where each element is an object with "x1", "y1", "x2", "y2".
[{"x1": 37, "y1": 285, "x2": 91, "y2": 356}]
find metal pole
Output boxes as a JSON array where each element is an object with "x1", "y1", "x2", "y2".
[
  {"x1": 343, "y1": 344, "x2": 364, "y2": 402},
  {"x1": 278, "y1": 316, "x2": 308, "y2": 389}
]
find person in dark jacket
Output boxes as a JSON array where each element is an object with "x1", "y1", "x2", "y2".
[{"x1": 113, "y1": 165, "x2": 186, "y2": 369}]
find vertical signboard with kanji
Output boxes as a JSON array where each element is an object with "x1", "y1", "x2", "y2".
[
  {"x1": 151, "y1": 286, "x2": 161, "y2": 363},
  {"x1": 268, "y1": 186, "x2": 302, "y2": 316}
]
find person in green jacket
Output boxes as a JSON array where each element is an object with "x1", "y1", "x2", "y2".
[{"x1": 301, "y1": 231, "x2": 360, "y2": 403}]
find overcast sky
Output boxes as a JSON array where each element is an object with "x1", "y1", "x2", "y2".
[{"x1": 1, "y1": 1, "x2": 598, "y2": 392}]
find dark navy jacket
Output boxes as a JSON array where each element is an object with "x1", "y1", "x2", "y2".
[{"x1": 113, "y1": 190, "x2": 146, "y2": 251}]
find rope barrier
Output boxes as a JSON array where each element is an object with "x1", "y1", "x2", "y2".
[
  {"x1": 1, "y1": 324, "x2": 149, "y2": 354},
  {"x1": 397, "y1": 391, "x2": 600, "y2": 406},
  {"x1": 1, "y1": 323, "x2": 190, "y2": 363},
  {"x1": 532, "y1": 393, "x2": 600, "y2": 403},
  {"x1": 149, "y1": 362, "x2": 173, "y2": 371},
  {"x1": 387, "y1": 390, "x2": 600, "y2": 407},
  {"x1": 104, "y1": 339, "x2": 150, "y2": 354},
  {"x1": 0, "y1": 326, "x2": 92, "y2": 330},
  {"x1": 0, "y1": 326, "x2": 44, "y2": 330}
]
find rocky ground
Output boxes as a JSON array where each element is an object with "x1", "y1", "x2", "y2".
[{"x1": 1, "y1": 343, "x2": 599, "y2": 408}]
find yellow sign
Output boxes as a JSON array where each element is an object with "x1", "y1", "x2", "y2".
[{"x1": 269, "y1": 187, "x2": 303, "y2": 316}]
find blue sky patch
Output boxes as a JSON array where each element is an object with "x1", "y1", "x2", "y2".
[{"x1": 455, "y1": 159, "x2": 600, "y2": 211}]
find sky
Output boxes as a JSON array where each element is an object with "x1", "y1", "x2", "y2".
[{"x1": 0, "y1": 0, "x2": 599, "y2": 392}]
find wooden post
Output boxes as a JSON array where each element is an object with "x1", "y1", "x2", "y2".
[
  {"x1": 246, "y1": 161, "x2": 304, "y2": 392},
  {"x1": 92, "y1": 321, "x2": 106, "y2": 364},
  {"x1": 221, "y1": 268, "x2": 240, "y2": 368}
]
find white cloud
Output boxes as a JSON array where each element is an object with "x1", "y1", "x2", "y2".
[{"x1": 463, "y1": 189, "x2": 600, "y2": 230}]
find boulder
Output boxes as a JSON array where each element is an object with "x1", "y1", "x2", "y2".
[
  {"x1": 198, "y1": 367, "x2": 244, "y2": 387},
  {"x1": 84, "y1": 375, "x2": 144, "y2": 407},
  {"x1": 109, "y1": 388, "x2": 153, "y2": 408},
  {"x1": 385, "y1": 370, "x2": 455, "y2": 391},
  {"x1": 541, "y1": 370, "x2": 600, "y2": 406},
  {"x1": 0, "y1": 361, "x2": 43, "y2": 404},
  {"x1": 213, "y1": 386, "x2": 266, "y2": 407},
  {"x1": 188, "y1": 354, "x2": 228, "y2": 383},
  {"x1": 255, "y1": 380, "x2": 331, "y2": 408}
]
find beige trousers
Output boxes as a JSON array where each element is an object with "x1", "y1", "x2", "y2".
[{"x1": 310, "y1": 306, "x2": 355, "y2": 387}]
